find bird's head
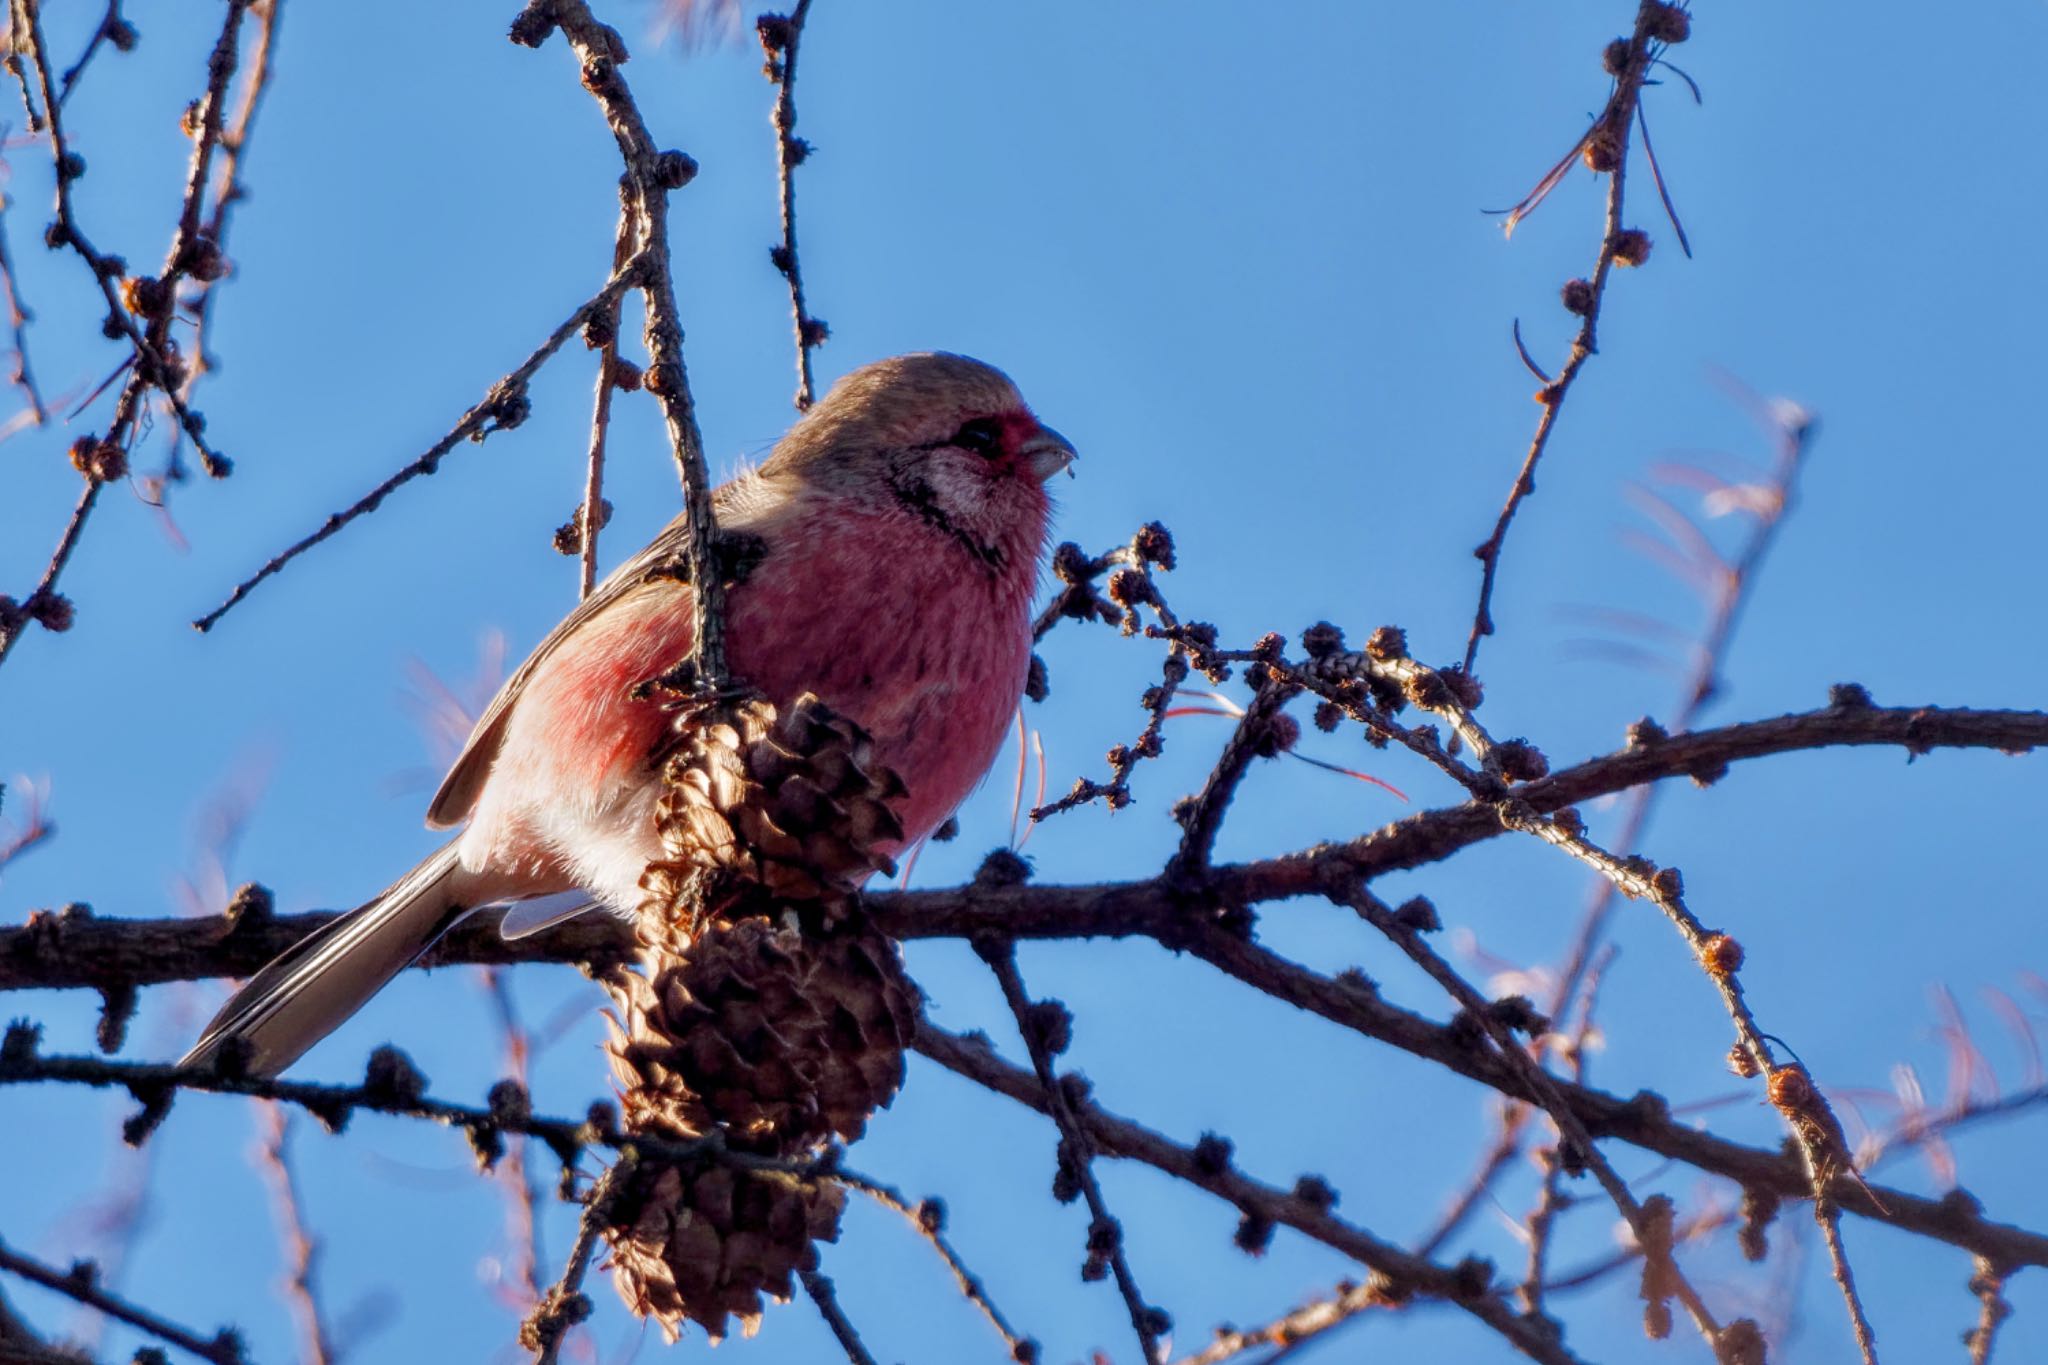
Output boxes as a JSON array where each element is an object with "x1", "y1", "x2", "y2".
[{"x1": 763, "y1": 352, "x2": 1075, "y2": 574}]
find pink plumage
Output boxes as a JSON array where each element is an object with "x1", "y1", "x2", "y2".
[{"x1": 184, "y1": 353, "x2": 1073, "y2": 1076}]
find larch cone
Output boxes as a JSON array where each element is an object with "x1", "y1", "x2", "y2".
[{"x1": 599, "y1": 692, "x2": 920, "y2": 1343}]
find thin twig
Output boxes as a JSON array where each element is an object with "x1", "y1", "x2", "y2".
[
  {"x1": 523, "y1": 1151, "x2": 635, "y2": 1365},
  {"x1": 1169, "y1": 1280, "x2": 1388, "y2": 1365},
  {"x1": 1463, "y1": 5, "x2": 1675, "y2": 673},
  {"x1": 1518, "y1": 1145, "x2": 1572, "y2": 1317},
  {"x1": 1415, "y1": 1127, "x2": 1522, "y2": 1259},
  {"x1": 54, "y1": 0, "x2": 127, "y2": 108},
  {"x1": 1231, "y1": 1196, "x2": 1732, "y2": 1365},
  {"x1": 515, "y1": 0, "x2": 726, "y2": 685},
  {"x1": 760, "y1": 0, "x2": 822, "y2": 410},
  {"x1": 1860, "y1": 1083, "x2": 2048, "y2": 1176},
  {"x1": 572, "y1": 198, "x2": 637, "y2": 599},
  {"x1": 1167, "y1": 673, "x2": 1292, "y2": 880},
  {"x1": 0, "y1": 0, "x2": 244, "y2": 668},
  {"x1": 839, "y1": 1174, "x2": 1038, "y2": 1362},
  {"x1": 799, "y1": 1269, "x2": 878, "y2": 1365},
  {"x1": 1541, "y1": 1205, "x2": 1734, "y2": 1296},
  {"x1": 254, "y1": 1104, "x2": 336, "y2": 1365},
  {"x1": 0, "y1": 1234, "x2": 246, "y2": 1365},
  {"x1": 1332, "y1": 881, "x2": 1724, "y2": 1352},
  {"x1": 0, "y1": 1034, "x2": 830, "y2": 1184},
  {"x1": 0, "y1": 481, "x2": 98, "y2": 669},
  {"x1": 1815, "y1": 1199, "x2": 1880, "y2": 1364},
  {"x1": 1032, "y1": 528, "x2": 1183, "y2": 820},
  {"x1": 0, "y1": 162, "x2": 45, "y2": 426},
  {"x1": 193, "y1": 256, "x2": 648, "y2": 631},
  {"x1": 76, "y1": 0, "x2": 246, "y2": 479},
  {"x1": 1965, "y1": 1256, "x2": 2012, "y2": 1365},
  {"x1": 1498, "y1": 804, "x2": 1883, "y2": 1360},
  {"x1": 977, "y1": 940, "x2": 1166, "y2": 1364},
  {"x1": 1418, "y1": 398, "x2": 1817, "y2": 1290},
  {"x1": 1289, "y1": 947, "x2": 1615, "y2": 1363},
  {"x1": 182, "y1": 0, "x2": 284, "y2": 405},
  {"x1": 481, "y1": 968, "x2": 546, "y2": 1316},
  {"x1": 915, "y1": 1021, "x2": 1589, "y2": 1365},
  {"x1": 1549, "y1": 401, "x2": 1816, "y2": 1020}
]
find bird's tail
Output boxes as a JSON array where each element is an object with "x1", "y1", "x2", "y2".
[{"x1": 181, "y1": 841, "x2": 474, "y2": 1079}]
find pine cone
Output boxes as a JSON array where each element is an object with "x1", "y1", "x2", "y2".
[
  {"x1": 637, "y1": 693, "x2": 906, "y2": 935},
  {"x1": 601, "y1": 690, "x2": 920, "y2": 1342},
  {"x1": 604, "y1": 1157, "x2": 845, "y2": 1344},
  {"x1": 605, "y1": 913, "x2": 918, "y2": 1150}
]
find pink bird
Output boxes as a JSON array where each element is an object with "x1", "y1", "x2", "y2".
[{"x1": 183, "y1": 353, "x2": 1075, "y2": 1076}]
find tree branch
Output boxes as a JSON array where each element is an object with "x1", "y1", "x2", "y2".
[
  {"x1": 914, "y1": 1021, "x2": 1588, "y2": 1365},
  {"x1": 193, "y1": 256, "x2": 650, "y2": 631},
  {"x1": 8, "y1": 701, "x2": 2036, "y2": 991},
  {"x1": 1465, "y1": 0, "x2": 1688, "y2": 673},
  {"x1": 978, "y1": 939, "x2": 1166, "y2": 1363},
  {"x1": 512, "y1": 0, "x2": 726, "y2": 684},
  {"x1": 0, "y1": 1234, "x2": 246, "y2": 1365},
  {"x1": 759, "y1": 0, "x2": 823, "y2": 411}
]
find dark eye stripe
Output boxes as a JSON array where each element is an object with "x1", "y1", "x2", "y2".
[{"x1": 952, "y1": 417, "x2": 1005, "y2": 457}]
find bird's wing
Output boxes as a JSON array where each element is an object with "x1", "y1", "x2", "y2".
[{"x1": 424, "y1": 514, "x2": 695, "y2": 829}]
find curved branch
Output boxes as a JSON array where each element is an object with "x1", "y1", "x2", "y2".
[
  {"x1": 513, "y1": 0, "x2": 726, "y2": 683},
  {"x1": 5, "y1": 701, "x2": 2037, "y2": 993},
  {"x1": 913, "y1": 1022, "x2": 1588, "y2": 1365}
]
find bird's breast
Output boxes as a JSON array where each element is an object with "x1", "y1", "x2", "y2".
[{"x1": 727, "y1": 505, "x2": 1035, "y2": 847}]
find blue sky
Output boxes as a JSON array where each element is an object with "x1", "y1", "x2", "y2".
[{"x1": 4, "y1": 3, "x2": 2046, "y2": 1362}]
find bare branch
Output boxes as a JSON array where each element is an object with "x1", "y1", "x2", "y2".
[
  {"x1": 838, "y1": 1175, "x2": 1039, "y2": 1362},
  {"x1": 254, "y1": 1105, "x2": 337, "y2": 1365},
  {"x1": 1966, "y1": 1255, "x2": 2013, "y2": 1365},
  {"x1": 7, "y1": 699, "x2": 2043, "y2": 985},
  {"x1": 192, "y1": 258, "x2": 649, "y2": 632},
  {"x1": 513, "y1": 0, "x2": 726, "y2": 684},
  {"x1": 0, "y1": 1234, "x2": 246, "y2": 1365},
  {"x1": 182, "y1": 0, "x2": 285, "y2": 407},
  {"x1": 760, "y1": 0, "x2": 824, "y2": 411},
  {"x1": 978, "y1": 939, "x2": 1166, "y2": 1363},
  {"x1": 522, "y1": 1152, "x2": 632, "y2": 1365},
  {"x1": 1332, "y1": 882, "x2": 1725, "y2": 1352},
  {"x1": 1464, "y1": 3, "x2": 1687, "y2": 672},
  {"x1": 799, "y1": 1269, "x2": 878, "y2": 1365},
  {"x1": 914, "y1": 1021, "x2": 1589, "y2": 1365},
  {"x1": 564, "y1": 200, "x2": 637, "y2": 600},
  {"x1": 0, "y1": 174, "x2": 45, "y2": 427},
  {"x1": 0, "y1": 0, "x2": 253, "y2": 666},
  {"x1": 1549, "y1": 398, "x2": 1818, "y2": 1020}
]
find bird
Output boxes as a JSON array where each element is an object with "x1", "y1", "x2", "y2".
[{"x1": 182, "y1": 352, "x2": 1075, "y2": 1078}]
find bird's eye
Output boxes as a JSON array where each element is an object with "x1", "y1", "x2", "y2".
[{"x1": 951, "y1": 417, "x2": 1005, "y2": 458}]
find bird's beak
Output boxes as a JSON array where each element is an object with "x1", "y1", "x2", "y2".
[{"x1": 1022, "y1": 424, "x2": 1077, "y2": 483}]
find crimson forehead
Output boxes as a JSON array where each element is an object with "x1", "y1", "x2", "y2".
[{"x1": 994, "y1": 410, "x2": 1042, "y2": 447}]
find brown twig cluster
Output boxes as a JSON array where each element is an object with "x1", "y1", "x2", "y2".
[
  {"x1": 0, "y1": 0, "x2": 266, "y2": 671},
  {"x1": 1465, "y1": 0, "x2": 1698, "y2": 674}
]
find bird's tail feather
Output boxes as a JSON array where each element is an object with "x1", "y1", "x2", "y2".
[{"x1": 181, "y1": 841, "x2": 474, "y2": 1078}]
